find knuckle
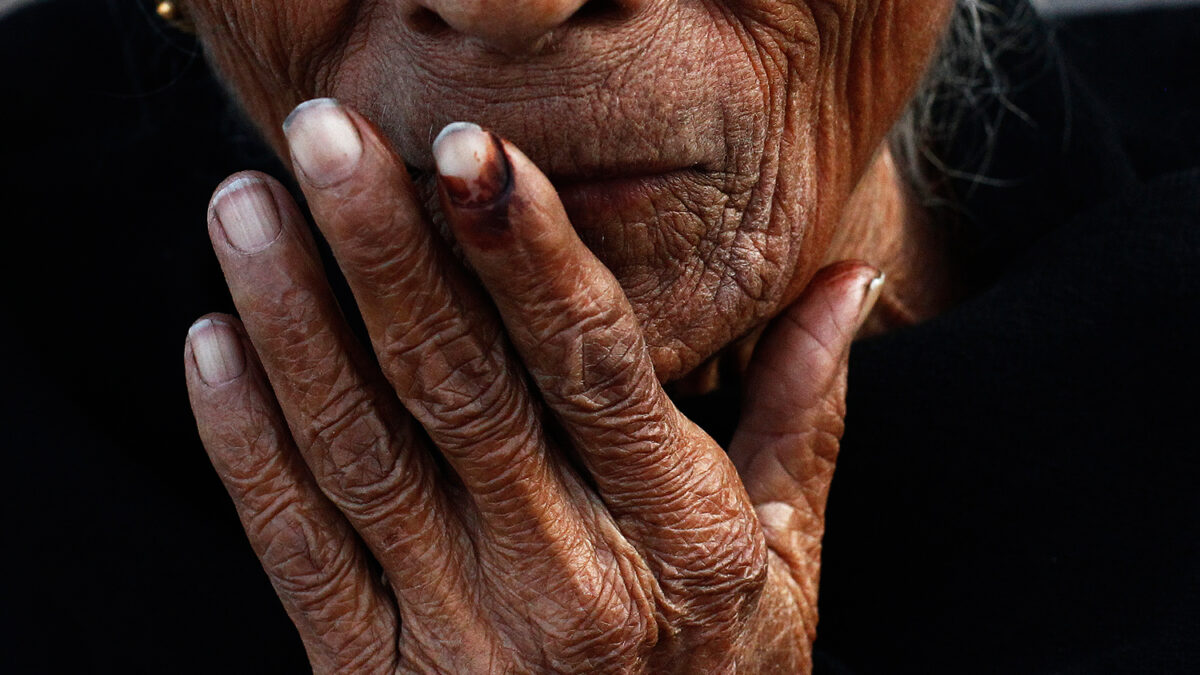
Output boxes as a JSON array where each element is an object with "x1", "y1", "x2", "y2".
[
  {"x1": 763, "y1": 427, "x2": 842, "y2": 505},
  {"x1": 308, "y1": 384, "x2": 380, "y2": 457},
  {"x1": 539, "y1": 576, "x2": 657, "y2": 673},
  {"x1": 378, "y1": 304, "x2": 472, "y2": 382},
  {"x1": 309, "y1": 381, "x2": 379, "y2": 449},
  {"x1": 544, "y1": 316, "x2": 661, "y2": 419},
  {"x1": 254, "y1": 284, "x2": 328, "y2": 352},
  {"x1": 425, "y1": 370, "x2": 532, "y2": 450},
  {"x1": 670, "y1": 518, "x2": 769, "y2": 602},
  {"x1": 712, "y1": 521, "x2": 771, "y2": 600},
  {"x1": 325, "y1": 438, "x2": 419, "y2": 525},
  {"x1": 336, "y1": 205, "x2": 424, "y2": 282},
  {"x1": 304, "y1": 384, "x2": 422, "y2": 520},
  {"x1": 223, "y1": 447, "x2": 297, "y2": 512},
  {"x1": 807, "y1": 424, "x2": 843, "y2": 469},
  {"x1": 383, "y1": 321, "x2": 537, "y2": 452},
  {"x1": 561, "y1": 352, "x2": 644, "y2": 411},
  {"x1": 379, "y1": 308, "x2": 501, "y2": 405},
  {"x1": 203, "y1": 406, "x2": 290, "y2": 484},
  {"x1": 257, "y1": 507, "x2": 359, "y2": 608},
  {"x1": 642, "y1": 470, "x2": 769, "y2": 614},
  {"x1": 659, "y1": 534, "x2": 769, "y2": 646}
]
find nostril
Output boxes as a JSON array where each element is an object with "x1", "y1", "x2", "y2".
[
  {"x1": 407, "y1": 7, "x2": 451, "y2": 36},
  {"x1": 407, "y1": 0, "x2": 639, "y2": 50},
  {"x1": 570, "y1": 0, "x2": 629, "y2": 24}
]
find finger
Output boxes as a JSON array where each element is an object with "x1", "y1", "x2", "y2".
[
  {"x1": 727, "y1": 262, "x2": 882, "y2": 574},
  {"x1": 184, "y1": 316, "x2": 398, "y2": 674},
  {"x1": 281, "y1": 100, "x2": 595, "y2": 548},
  {"x1": 282, "y1": 103, "x2": 671, "y2": 663},
  {"x1": 205, "y1": 171, "x2": 477, "y2": 624},
  {"x1": 284, "y1": 101, "x2": 663, "y2": 665},
  {"x1": 730, "y1": 262, "x2": 883, "y2": 503},
  {"x1": 432, "y1": 123, "x2": 750, "y2": 553}
]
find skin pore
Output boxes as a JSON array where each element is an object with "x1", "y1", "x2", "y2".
[{"x1": 186, "y1": 0, "x2": 959, "y2": 383}]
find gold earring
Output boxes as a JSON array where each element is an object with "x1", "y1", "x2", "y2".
[{"x1": 155, "y1": 1, "x2": 194, "y2": 33}]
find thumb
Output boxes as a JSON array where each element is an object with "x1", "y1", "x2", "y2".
[{"x1": 729, "y1": 261, "x2": 884, "y2": 509}]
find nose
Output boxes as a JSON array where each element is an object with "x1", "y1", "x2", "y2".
[{"x1": 412, "y1": 0, "x2": 636, "y2": 53}]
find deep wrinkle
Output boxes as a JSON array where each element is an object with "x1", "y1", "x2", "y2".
[{"x1": 188, "y1": 0, "x2": 957, "y2": 382}]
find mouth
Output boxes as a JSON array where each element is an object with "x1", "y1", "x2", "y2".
[
  {"x1": 549, "y1": 163, "x2": 708, "y2": 188},
  {"x1": 408, "y1": 157, "x2": 718, "y2": 224},
  {"x1": 396, "y1": 115, "x2": 724, "y2": 207},
  {"x1": 549, "y1": 167, "x2": 712, "y2": 219}
]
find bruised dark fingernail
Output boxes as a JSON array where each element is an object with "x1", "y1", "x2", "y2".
[
  {"x1": 189, "y1": 319, "x2": 246, "y2": 386},
  {"x1": 212, "y1": 176, "x2": 281, "y2": 254},
  {"x1": 283, "y1": 98, "x2": 363, "y2": 187},
  {"x1": 433, "y1": 122, "x2": 511, "y2": 208}
]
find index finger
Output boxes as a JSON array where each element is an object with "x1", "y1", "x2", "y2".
[{"x1": 433, "y1": 123, "x2": 762, "y2": 577}]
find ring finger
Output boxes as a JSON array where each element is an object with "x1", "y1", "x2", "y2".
[{"x1": 204, "y1": 171, "x2": 479, "y2": 625}]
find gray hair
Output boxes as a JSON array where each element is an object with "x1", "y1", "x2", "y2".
[{"x1": 891, "y1": 0, "x2": 1048, "y2": 213}]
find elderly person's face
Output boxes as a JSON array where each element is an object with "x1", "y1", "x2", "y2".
[{"x1": 187, "y1": 0, "x2": 954, "y2": 380}]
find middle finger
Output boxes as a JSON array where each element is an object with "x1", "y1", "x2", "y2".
[
  {"x1": 281, "y1": 99, "x2": 596, "y2": 550},
  {"x1": 432, "y1": 123, "x2": 759, "y2": 576},
  {"x1": 204, "y1": 172, "x2": 479, "y2": 627}
]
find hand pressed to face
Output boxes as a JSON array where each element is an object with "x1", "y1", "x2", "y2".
[
  {"x1": 185, "y1": 100, "x2": 882, "y2": 672},
  {"x1": 188, "y1": 0, "x2": 952, "y2": 381}
]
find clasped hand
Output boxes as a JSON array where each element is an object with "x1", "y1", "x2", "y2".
[{"x1": 185, "y1": 99, "x2": 881, "y2": 673}]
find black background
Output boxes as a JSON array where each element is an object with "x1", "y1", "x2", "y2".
[{"x1": 1, "y1": 1, "x2": 1198, "y2": 672}]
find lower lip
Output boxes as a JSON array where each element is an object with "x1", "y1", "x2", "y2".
[{"x1": 553, "y1": 169, "x2": 700, "y2": 220}]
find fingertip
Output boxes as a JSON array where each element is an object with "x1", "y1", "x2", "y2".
[
  {"x1": 434, "y1": 125, "x2": 558, "y2": 254},
  {"x1": 186, "y1": 315, "x2": 247, "y2": 387},
  {"x1": 860, "y1": 271, "x2": 886, "y2": 326},
  {"x1": 782, "y1": 262, "x2": 883, "y2": 338},
  {"x1": 433, "y1": 122, "x2": 514, "y2": 208},
  {"x1": 282, "y1": 98, "x2": 364, "y2": 188},
  {"x1": 745, "y1": 263, "x2": 882, "y2": 415}
]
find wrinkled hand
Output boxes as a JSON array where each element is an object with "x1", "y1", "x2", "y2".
[{"x1": 184, "y1": 99, "x2": 882, "y2": 674}]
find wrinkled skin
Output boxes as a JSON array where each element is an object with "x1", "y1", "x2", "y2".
[{"x1": 182, "y1": 1, "x2": 955, "y2": 672}]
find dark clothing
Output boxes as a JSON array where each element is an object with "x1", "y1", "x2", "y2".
[
  {"x1": 1, "y1": 1, "x2": 1198, "y2": 672},
  {"x1": 817, "y1": 6, "x2": 1200, "y2": 672}
]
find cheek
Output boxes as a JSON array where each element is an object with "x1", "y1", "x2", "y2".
[
  {"x1": 189, "y1": 0, "x2": 921, "y2": 380},
  {"x1": 722, "y1": 0, "x2": 955, "y2": 300},
  {"x1": 191, "y1": 1, "x2": 361, "y2": 143}
]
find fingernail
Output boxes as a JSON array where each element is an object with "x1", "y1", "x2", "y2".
[
  {"x1": 856, "y1": 271, "x2": 886, "y2": 330},
  {"x1": 283, "y1": 98, "x2": 363, "y2": 187},
  {"x1": 189, "y1": 319, "x2": 246, "y2": 386},
  {"x1": 433, "y1": 122, "x2": 511, "y2": 207},
  {"x1": 212, "y1": 177, "x2": 281, "y2": 253}
]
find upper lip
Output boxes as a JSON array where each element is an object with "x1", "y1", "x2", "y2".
[
  {"x1": 333, "y1": 8, "x2": 735, "y2": 190},
  {"x1": 392, "y1": 111, "x2": 723, "y2": 185}
]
